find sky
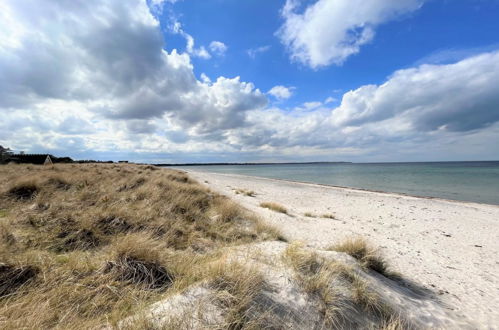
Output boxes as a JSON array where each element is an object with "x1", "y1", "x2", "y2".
[{"x1": 1, "y1": 0, "x2": 499, "y2": 163}]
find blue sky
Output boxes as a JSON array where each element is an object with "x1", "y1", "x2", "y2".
[
  {"x1": 163, "y1": 0, "x2": 499, "y2": 108},
  {"x1": 1, "y1": 0, "x2": 499, "y2": 162}
]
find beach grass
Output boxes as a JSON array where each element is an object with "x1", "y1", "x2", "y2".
[
  {"x1": 234, "y1": 189, "x2": 256, "y2": 197},
  {"x1": 329, "y1": 237, "x2": 395, "y2": 277},
  {"x1": 283, "y1": 243, "x2": 402, "y2": 328},
  {"x1": 260, "y1": 202, "x2": 288, "y2": 214},
  {"x1": 0, "y1": 163, "x2": 282, "y2": 329}
]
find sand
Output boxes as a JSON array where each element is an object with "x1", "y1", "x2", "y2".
[{"x1": 185, "y1": 170, "x2": 499, "y2": 328}]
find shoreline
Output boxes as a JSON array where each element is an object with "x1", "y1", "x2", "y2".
[
  {"x1": 177, "y1": 168, "x2": 499, "y2": 208},
  {"x1": 184, "y1": 169, "x2": 499, "y2": 328}
]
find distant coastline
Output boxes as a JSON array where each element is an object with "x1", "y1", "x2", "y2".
[
  {"x1": 156, "y1": 160, "x2": 499, "y2": 167},
  {"x1": 156, "y1": 161, "x2": 352, "y2": 166}
]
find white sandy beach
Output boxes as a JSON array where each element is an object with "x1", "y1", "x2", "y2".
[{"x1": 186, "y1": 170, "x2": 499, "y2": 328}]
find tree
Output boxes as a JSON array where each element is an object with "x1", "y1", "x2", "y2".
[{"x1": 0, "y1": 145, "x2": 13, "y2": 164}]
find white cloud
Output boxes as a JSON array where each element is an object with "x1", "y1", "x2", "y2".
[
  {"x1": 200, "y1": 73, "x2": 211, "y2": 83},
  {"x1": 277, "y1": 0, "x2": 425, "y2": 68},
  {"x1": 226, "y1": 51, "x2": 499, "y2": 160},
  {"x1": 193, "y1": 46, "x2": 211, "y2": 59},
  {"x1": 0, "y1": 0, "x2": 265, "y2": 155},
  {"x1": 324, "y1": 97, "x2": 336, "y2": 104},
  {"x1": 247, "y1": 45, "x2": 271, "y2": 58},
  {"x1": 268, "y1": 85, "x2": 294, "y2": 100},
  {"x1": 330, "y1": 51, "x2": 499, "y2": 132},
  {"x1": 171, "y1": 20, "x2": 211, "y2": 59},
  {"x1": 302, "y1": 102, "x2": 322, "y2": 110},
  {"x1": 209, "y1": 41, "x2": 228, "y2": 56}
]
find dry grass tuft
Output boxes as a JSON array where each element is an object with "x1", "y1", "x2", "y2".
[
  {"x1": 209, "y1": 261, "x2": 268, "y2": 329},
  {"x1": 52, "y1": 228, "x2": 101, "y2": 252},
  {"x1": 351, "y1": 275, "x2": 383, "y2": 313},
  {"x1": 104, "y1": 234, "x2": 174, "y2": 289},
  {"x1": 0, "y1": 263, "x2": 39, "y2": 297},
  {"x1": 234, "y1": 189, "x2": 256, "y2": 197},
  {"x1": 166, "y1": 171, "x2": 192, "y2": 184},
  {"x1": 6, "y1": 181, "x2": 39, "y2": 200},
  {"x1": 45, "y1": 176, "x2": 71, "y2": 190},
  {"x1": 282, "y1": 244, "x2": 353, "y2": 327},
  {"x1": 322, "y1": 213, "x2": 336, "y2": 219},
  {"x1": 260, "y1": 202, "x2": 288, "y2": 214},
  {"x1": 330, "y1": 237, "x2": 388, "y2": 275},
  {"x1": 105, "y1": 255, "x2": 173, "y2": 290},
  {"x1": 378, "y1": 315, "x2": 409, "y2": 330},
  {"x1": 304, "y1": 212, "x2": 316, "y2": 217}
]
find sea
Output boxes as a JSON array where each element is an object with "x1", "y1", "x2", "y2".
[{"x1": 173, "y1": 162, "x2": 499, "y2": 205}]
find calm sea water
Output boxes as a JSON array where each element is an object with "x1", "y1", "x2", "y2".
[{"x1": 173, "y1": 162, "x2": 499, "y2": 205}]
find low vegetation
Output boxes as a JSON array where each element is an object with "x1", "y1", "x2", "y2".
[
  {"x1": 322, "y1": 213, "x2": 337, "y2": 219},
  {"x1": 234, "y1": 189, "x2": 256, "y2": 197},
  {"x1": 329, "y1": 237, "x2": 400, "y2": 279},
  {"x1": 0, "y1": 163, "x2": 282, "y2": 329},
  {"x1": 260, "y1": 202, "x2": 288, "y2": 214},
  {"x1": 283, "y1": 243, "x2": 404, "y2": 329},
  {"x1": 282, "y1": 243, "x2": 354, "y2": 327}
]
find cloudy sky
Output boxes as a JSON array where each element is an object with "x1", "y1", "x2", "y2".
[{"x1": 1, "y1": 0, "x2": 499, "y2": 163}]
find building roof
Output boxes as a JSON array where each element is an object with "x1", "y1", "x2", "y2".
[{"x1": 6, "y1": 154, "x2": 55, "y2": 165}]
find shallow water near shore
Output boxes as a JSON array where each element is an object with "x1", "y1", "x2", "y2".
[{"x1": 172, "y1": 161, "x2": 499, "y2": 205}]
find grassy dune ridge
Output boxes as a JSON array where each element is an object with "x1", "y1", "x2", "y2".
[
  {"x1": 0, "y1": 163, "x2": 282, "y2": 329},
  {"x1": 0, "y1": 163, "x2": 426, "y2": 329}
]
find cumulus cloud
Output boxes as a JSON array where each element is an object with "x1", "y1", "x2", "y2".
[
  {"x1": 0, "y1": 0, "x2": 266, "y2": 154},
  {"x1": 277, "y1": 0, "x2": 425, "y2": 68},
  {"x1": 331, "y1": 51, "x2": 499, "y2": 132},
  {"x1": 268, "y1": 86, "x2": 294, "y2": 100},
  {"x1": 209, "y1": 41, "x2": 228, "y2": 56}
]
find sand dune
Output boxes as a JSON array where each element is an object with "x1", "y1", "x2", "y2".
[{"x1": 186, "y1": 170, "x2": 499, "y2": 328}]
